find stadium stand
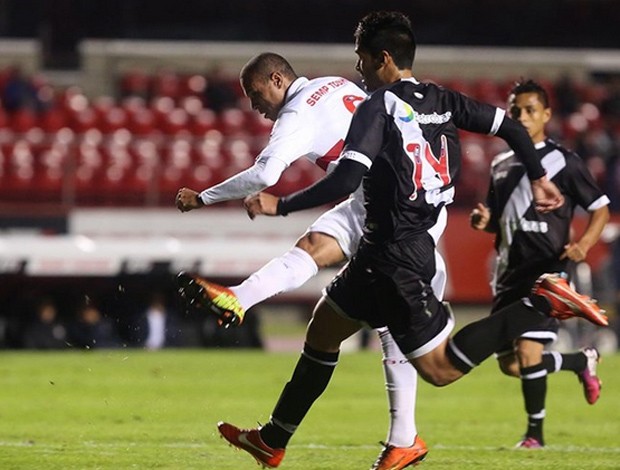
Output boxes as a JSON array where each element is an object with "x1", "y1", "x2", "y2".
[{"x1": 0, "y1": 66, "x2": 618, "y2": 209}]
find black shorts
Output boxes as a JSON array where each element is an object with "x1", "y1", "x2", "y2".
[
  {"x1": 324, "y1": 234, "x2": 453, "y2": 357},
  {"x1": 492, "y1": 274, "x2": 560, "y2": 356}
]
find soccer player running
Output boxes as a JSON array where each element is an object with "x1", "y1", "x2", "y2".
[
  {"x1": 215, "y1": 11, "x2": 608, "y2": 468},
  {"x1": 469, "y1": 79, "x2": 610, "y2": 448},
  {"x1": 176, "y1": 52, "x2": 440, "y2": 467}
]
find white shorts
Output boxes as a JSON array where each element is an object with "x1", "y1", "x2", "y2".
[{"x1": 306, "y1": 195, "x2": 365, "y2": 258}]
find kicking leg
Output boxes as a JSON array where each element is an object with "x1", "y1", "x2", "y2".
[
  {"x1": 178, "y1": 232, "x2": 344, "y2": 326},
  {"x1": 232, "y1": 231, "x2": 345, "y2": 310}
]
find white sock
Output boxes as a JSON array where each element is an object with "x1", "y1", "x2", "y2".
[
  {"x1": 230, "y1": 247, "x2": 319, "y2": 311},
  {"x1": 377, "y1": 327, "x2": 418, "y2": 447}
]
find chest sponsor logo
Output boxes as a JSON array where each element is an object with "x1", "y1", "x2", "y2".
[
  {"x1": 398, "y1": 102, "x2": 415, "y2": 122},
  {"x1": 518, "y1": 219, "x2": 548, "y2": 233},
  {"x1": 415, "y1": 111, "x2": 452, "y2": 125}
]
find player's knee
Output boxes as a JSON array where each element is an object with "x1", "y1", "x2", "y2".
[
  {"x1": 514, "y1": 343, "x2": 543, "y2": 367},
  {"x1": 417, "y1": 365, "x2": 460, "y2": 387},
  {"x1": 498, "y1": 357, "x2": 519, "y2": 377},
  {"x1": 295, "y1": 232, "x2": 343, "y2": 268},
  {"x1": 305, "y1": 299, "x2": 357, "y2": 352}
]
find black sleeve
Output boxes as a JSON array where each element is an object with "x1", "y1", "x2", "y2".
[
  {"x1": 564, "y1": 152, "x2": 609, "y2": 210},
  {"x1": 485, "y1": 175, "x2": 500, "y2": 233},
  {"x1": 277, "y1": 159, "x2": 367, "y2": 216},
  {"x1": 495, "y1": 118, "x2": 546, "y2": 180}
]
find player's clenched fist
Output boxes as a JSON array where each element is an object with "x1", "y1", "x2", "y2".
[
  {"x1": 470, "y1": 202, "x2": 490, "y2": 230},
  {"x1": 176, "y1": 187, "x2": 204, "y2": 212},
  {"x1": 244, "y1": 192, "x2": 280, "y2": 219}
]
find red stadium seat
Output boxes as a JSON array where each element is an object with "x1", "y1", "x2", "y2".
[
  {"x1": 92, "y1": 96, "x2": 115, "y2": 119},
  {"x1": 0, "y1": 107, "x2": 9, "y2": 129},
  {"x1": 38, "y1": 108, "x2": 68, "y2": 133},
  {"x1": 127, "y1": 108, "x2": 157, "y2": 136},
  {"x1": 246, "y1": 111, "x2": 273, "y2": 136},
  {"x1": 180, "y1": 74, "x2": 207, "y2": 97},
  {"x1": 150, "y1": 70, "x2": 181, "y2": 100},
  {"x1": 4, "y1": 139, "x2": 35, "y2": 199},
  {"x1": 70, "y1": 108, "x2": 99, "y2": 134},
  {"x1": 219, "y1": 108, "x2": 247, "y2": 135},
  {"x1": 99, "y1": 106, "x2": 129, "y2": 134},
  {"x1": 268, "y1": 159, "x2": 319, "y2": 196},
  {"x1": 10, "y1": 109, "x2": 38, "y2": 133},
  {"x1": 190, "y1": 109, "x2": 219, "y2": 136},
  {"x1": 34, "y1": 142, "x2": 69, "y2": 202},
  {"x1": 159, "y1": 108, "x2": 190, "y2": 135},
  {"x1": 119, "y1": 69, "x2": 150, "y2": 98}
]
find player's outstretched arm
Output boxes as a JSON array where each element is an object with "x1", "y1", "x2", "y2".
[
  {"x1": 245, "y1": 159, "x2": 366, "y2": 219},
  {"x1": 176, "y1": 156, "x2": 288, "y2": 212},
  {"x1": 495, "y1": 118, "x2": 564, "y2": 212},
  {"x1": 176, "y1": 187, "x2": 204, "y2": 212}
]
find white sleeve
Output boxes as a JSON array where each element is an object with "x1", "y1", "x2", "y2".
[{"x1": 198, "y1": 156, "x2": 288, "y2": 205}]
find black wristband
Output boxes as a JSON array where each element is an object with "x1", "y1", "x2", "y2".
[
  {"x1": 276, "y1": 198, "x2": 289, "y2": 216},
  {"x1": 195, "y1": 194, "x2": 205, "y2": 206}
]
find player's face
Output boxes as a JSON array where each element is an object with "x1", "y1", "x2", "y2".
[
  {"x1": 242, "y1": 73, "x2": 286, "y2": 121},
  {"x1": 354, "y1": 46, "x2": 384, "y2": 92},
  {"x1": 508, "y1": 92, "x2": 551, "y2": 143}
]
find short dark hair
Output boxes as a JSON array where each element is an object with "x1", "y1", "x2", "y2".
[
  {"x1": 354, "y1": 11, "x2": 416, "y2": 69},
  {"x1": 240, "y1": 52, "x2": 297, "y2": 84},
  {"x1": 509, "y1": 79, "x2": 550, "y2": 108}
]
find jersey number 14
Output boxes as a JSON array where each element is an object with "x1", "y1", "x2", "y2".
[{"x1": 405, "y1": 135, "x2": 451, "y2": 201}]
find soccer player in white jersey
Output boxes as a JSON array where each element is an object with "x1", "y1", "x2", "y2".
[
  {"x1": 470, "y1": 79, "x2": 609, "y2": 448},
  {"x1": 215, "y1": 12, "x2": 607, "y2": 468},
  {"x1": 175, "y1": 52, "x2": 439, "y2": 468}
]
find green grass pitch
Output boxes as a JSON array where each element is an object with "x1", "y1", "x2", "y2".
[{"x1": 0, "y1": 349, "x2": 618, "y2": 469}]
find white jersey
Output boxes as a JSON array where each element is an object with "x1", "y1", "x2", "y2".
[
  {"x1": 258, "y1": 76, "x2": 365, "y2": 169},
  {"x1": 199, "y1": 76, "x2": 366, "y2": 205}
]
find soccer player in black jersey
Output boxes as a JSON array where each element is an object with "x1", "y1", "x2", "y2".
[
  {"x1": 470, "y1": 79, "x2": 610, "y2": 448},
  {"x1": 215, "y1": 12, "x2": 607, "y2": 468}
]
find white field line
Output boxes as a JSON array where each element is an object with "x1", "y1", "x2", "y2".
[{"x1": 1, "y1": 441, "x2": 620, "y2": 454}]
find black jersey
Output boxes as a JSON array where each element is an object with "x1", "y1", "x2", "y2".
[
  {"x1": 486, "y1": 138, "x2": 610, "y2": 296},
  {"x1": 340, "y1": 78, "x2": 505, "y2": 245}
]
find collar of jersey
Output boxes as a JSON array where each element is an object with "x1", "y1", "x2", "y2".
[
  {"x1": 535, "y1": 140, "x2": 547, "y2": 149},
  {"x1": 285, "y1": 77, "x2": 310, "y2": 104}
]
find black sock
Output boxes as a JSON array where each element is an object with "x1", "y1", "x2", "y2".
[
  {"x1": 260, "y1": 343, "x2": 339, "y2": 449},
  {"x1": 541, "y1": 350, "x2": 587, "y2": 374},
  {"x1": 449, "y1": 300, "x2": 545, "y2": 373},
  {"x1": 520, "y1": 363, "x2": 547, "y2": 444}
]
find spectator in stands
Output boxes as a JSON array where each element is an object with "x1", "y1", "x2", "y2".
[
  {"x1": 143, "y1": 293, "x2": 171, "y2": 349},
  {"x1": 601, "y1": 75, "x2": 620, "y2": 122},
  {"x1": 204, "y1": 65, "x2": 239, "y2": 112},
  {"x1": 68, "y1": 302, "x2": 121, "y2": 349},
  {"x1": 1, "y1": 66, "x2": 42, "y2": 113},
  {"x1": 133, "y1": 292, "x2": 182, "y2": 349},
  {"x1": 553, "y1": 75, "x2": 580, "y2": 117},
  {"x1": 22, "y1": 298, "x2": 67, "y2": 349}
]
